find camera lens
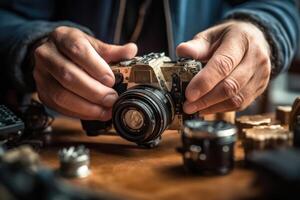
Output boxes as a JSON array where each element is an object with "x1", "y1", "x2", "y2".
[
  {"x1": 112, "y1": 85, "x2": 174, "y2": 145},
  {"x1": 180, "y1": 120, "x2": 237, "y2": 175}
]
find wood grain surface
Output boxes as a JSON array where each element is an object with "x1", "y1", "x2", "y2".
[{"x1": 39, "y1": 117, "x2": 259, "y2": 200}]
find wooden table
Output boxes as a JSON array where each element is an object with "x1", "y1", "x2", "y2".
[{"x1": 39, "y1": 117, "x2": 258, "y2": 200}]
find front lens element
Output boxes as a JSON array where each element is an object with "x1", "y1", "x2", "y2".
[
  {"x1": 112, "y1": 85, "x2": 174, "y2": 144},
  {"x1": 123, "y1": 108, "x2": 145, "y2": 130}
]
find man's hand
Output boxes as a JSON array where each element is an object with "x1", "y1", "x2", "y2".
[
  {"x1": 176, "y1": 21, "x2": 271, "y2": 115},
  {"x1": 33, "y1": 26, "x2": 137, "y2": 120}
]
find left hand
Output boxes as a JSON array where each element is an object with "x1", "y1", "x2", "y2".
[{"x1": 176, "y1": 20, "x2": 271, "y2": 115}]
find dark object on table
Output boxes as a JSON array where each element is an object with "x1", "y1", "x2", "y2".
[
  {"x1": 21, "y1": 99, "x2": 54, "y2": 134},
  {"x1": 0, "y1": 104, "x2": 24, "y2": 142},
  {"x1": 0, "y1": 145, "x2": 118, "y2": 200},
  {"x1": 247, "y1": 148, "x2": 300, "y2": 200},
  {"x1": 2, "y1": 100, "x2": 54, "y2": 150},
  {"x1": 178, "y1": 119, "x2": 237, "y2": 175},
  {"x1": 58, "y1": 145, "x2": 90, "y2": 178},
  {"x1": 293, "y1": 115, "x2": 300, "y2": 148},
  {"x1": 81, "y1": 52, "x2": 202, "y2": 148},
  {"x1": 290, "y1": 97, "x2": 300, "y2": 131}
]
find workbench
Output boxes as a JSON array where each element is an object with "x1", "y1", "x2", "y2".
[{"x1": 40, "y1": 117, "x2": 259, "y2": 200}]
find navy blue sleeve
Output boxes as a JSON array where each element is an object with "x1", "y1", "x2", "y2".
[
  {"x1": 223, "y1": 0, "x2": 300, "y2": 76},
  {"x1": 0, "y1": 1, "x2": 92, "y2": 92}
]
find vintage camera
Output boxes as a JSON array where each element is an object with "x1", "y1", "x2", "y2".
[
  {"x1": 81, "y1": 52, "x2": 202, "y2": 147},
  {"x1": 178, "y1": 119, "x2": 237, "y2": 175}
]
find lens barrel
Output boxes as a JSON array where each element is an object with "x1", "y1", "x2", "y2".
[
  {"x1": 112, "y1": 85, "x2": 174, "y2": 146},
  {"x1": 180, "y1": 119, "x2": 237, "y2": 175}
]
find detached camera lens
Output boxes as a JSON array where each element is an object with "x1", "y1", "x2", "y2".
[
  {"x1": 112, "y1": 85, "x2": 174, "y2": 146},
  {"x1": 180, "y1": 120, "x2": 237, "y2": 175}
]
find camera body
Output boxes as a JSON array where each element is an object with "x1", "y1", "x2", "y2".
[{"x1": 81, "y1": 52, "x2": 202, "y2": 147}]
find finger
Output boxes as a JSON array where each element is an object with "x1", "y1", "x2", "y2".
[
  {"x1": 51, "y1": 29, "x2": 115, "y2": 87},
  {"x1": 198, "y1": 70, "x2": 269, "y2": 115},
  {"x1": 176, "y1": 22, "x2": 232, "y2": 61},
  {"x1": 185, "y1": 31, "x2": 249, "y2": 102},
  {"x1": 35, "y1": 70, "x2": 112, "y2": 121},
  {"x1": 34, "y1": 42, "x2": 118, "y2": 107},
  {"x1": 183, "y1": 53, "x2": 254, "y2": 114},
  {"x1": 176, "y1": 36, "x2": 214, "y2": 61},
  {"x1": 87, "y1": 35, "x2": 138, "y2": 63}
]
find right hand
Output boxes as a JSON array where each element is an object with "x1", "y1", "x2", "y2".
[{"x1": 33, "y1": 26, "x2": 137, "y2": 120}]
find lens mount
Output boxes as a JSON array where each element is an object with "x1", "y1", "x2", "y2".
[{"x1": 112, "y1": 85, "x2": 174, "y2": 145}]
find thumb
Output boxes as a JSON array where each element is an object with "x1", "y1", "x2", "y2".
[
  {"x1": 176, "y1": 34, "x2": 213, "y2": 61},
  {"x1": 99, "y1": 42, "x2": 138, "y2": 63},
  {"x1": 87, "y1": 36, "x2": 138, "y2": 63},
  {"x1": 176, "y1": 25, "x2": 227, "y2": 62}
]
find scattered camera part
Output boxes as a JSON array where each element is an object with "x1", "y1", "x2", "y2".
[
  {"x1": 120, "y1": 59, "x2": 136, "y2": 66},
  {"x1": 235, "y1": 115, "x2": 271, "y2": 139},
  {"x1": 290, "y1": 97, "x2": 300, "y2": 131},
  {"x1": 0, "y1": 145, "x2": 40, "y2": 172},
  {"x1": 293, "y1": 115, "x2": 300, "y2": 147},
  {"x1": 0, "y1": 104, "x2": 24, "y2": 142},
  {"x1": 243, "y1": 125, "x2": 292, "y2": 160},
  {"x1": 58, "y1": 146, "x2": 90, "y2": 178},
  {"x1": 179, "y1": 119, "x2": 237, "y2": 175},
  {"x1": 276, "y1": 106, "x2": 292, "y2": 125}
]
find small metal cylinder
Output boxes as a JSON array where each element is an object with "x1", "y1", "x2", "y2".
[
  {"x1": 58, "y1": 146, "x2": 90, "y2": 178},
  {"x1": 179, "y1": 119, "x2": 237, "y2": 175},
  {"x1": 275, "y1": 106, "x2": 291, "y2": 125}
]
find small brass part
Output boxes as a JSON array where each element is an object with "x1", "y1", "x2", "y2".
[
  {"x1": 290, "y1": 97, "x2": 300, "y2": 131},
  {"x1": 276, "y1": 105, "x2": 292, "y2": 125},
  {"x1": 243, "y1": 125, "x2": 292, "y2": 160},
  {"x1": 235, "y1": 115, "x2": 271, "y2": 139}
]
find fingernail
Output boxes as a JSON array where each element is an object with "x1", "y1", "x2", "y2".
[
  {"x1": 99, "y1": 74, "x2": 114, "y2": 87},
  {"x1": 187, "y1": 89, "x2": 200, "y2": 102},
  {"x1": 184, "y1": 103, "x2": 198, "y2": 114},
  {"x1": 100, "y1": 109, "x2": 112, "y2": 120},
  {"x1": 102, "y1": 93, "x2": 118, "y2": 107}
]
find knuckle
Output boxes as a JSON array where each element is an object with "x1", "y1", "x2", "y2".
[
  {"x1": 68, "y1": 38, "x2": 87, "y2": 57},
  {"x1": 222, "y1": 77, "x2": 240, "y2": 98},
  {"x1": 263, "y1": 63, "x2": 271, "y2": 78},
  {"x1": 197, "y1": 98, "x2": 209, "y2": 109},
  {"x1": 260, "y1": 55, "x2": 269, "y2": 66},
  {"x1": 58, "y1": 64, "x2": 73, "y2": 84},
  {"x1": 52, "y1": 90, "x2": 66, "y2": 105},
  {"x1": 194, "y1": 33, "x2": 210, "y2": 44},
  {"x1": 91, "y1": 108, "x2": 105, "y2": 119},
  {"x1": 230, "y1": 93, "x2": 245, "y2": 109},
  {"x1": 213, "y1": 54, "x2": 235, "y2": 77},
  {"x1": 34, "y1": 45, "x2": 47, "y2": 60},
  {"x1": 239, "y1": 32, "x2": 250, "y2": 52},
  {"x1": 51, "y1": 27, "x2": 64, "y2": 39}
]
